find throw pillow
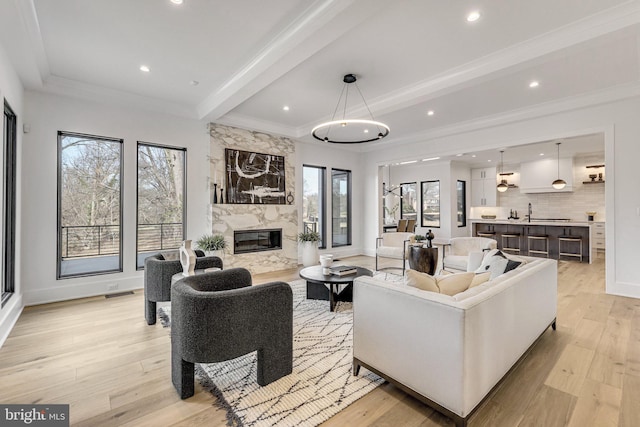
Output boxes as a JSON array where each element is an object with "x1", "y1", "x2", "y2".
[
  {"x1": 469, "y1": 271, "x2": 491, "y2": 288},
  {"x1": 405, "y1": 270, "x2": 439, "y2": 293},
  {"x1": 435, "y1": 272, "x2": 475, "y2": 296},
  {"x1": 474, "y1": 248, "x2": 502, "y2": 273},
  {"x1": 486, "y1": 257, "x2": 509, "y2": 279}
]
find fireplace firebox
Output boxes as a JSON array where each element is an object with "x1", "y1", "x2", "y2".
[{"x1": 234, "y1": 228, "x2": 282, "y2": 254}]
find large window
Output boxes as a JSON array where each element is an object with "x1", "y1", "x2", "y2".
[
  {"x1": 137, "y1": 143, "x2": 186, "y2": 269},
  {"x1": 331, "y1": 169, "x2": 351, "y2": 247},
  {"x1": 421, "y1": 180, "x2": 440, "y2": 228},
  {"x1": 2, "y1": 101, "x2": 16, "y2": 304},
  {"x1": 457, "y1": 180, "x2": 466, "y2": 227},
  {"x1": 302, "y1": 165, "x2": 326, "y2": 248},
  {"x1": 400, "y1": 182, "x2": 417, "y2": 220},
  {"x1": 57, "y1": 132, "x2": 123, "y2": 278}
]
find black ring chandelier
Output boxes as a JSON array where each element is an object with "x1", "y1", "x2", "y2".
[{"x1": 311, "y1": 74, "x2": 390, "y2": 144}]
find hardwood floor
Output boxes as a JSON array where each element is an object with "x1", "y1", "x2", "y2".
[{"x1": 0, "y1": 255, "x2": 638, "y2": 426}]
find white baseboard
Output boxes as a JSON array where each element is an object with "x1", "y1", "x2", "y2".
[
  {"x1": 0, "y1": 294, "x2": 24, "y2": 349},
  {"x1": 24, "y1": 276, "x2": 144, "y2": 306},
  {"x1": 606, "y1": 281, "x2": 640, "y2": 299}
]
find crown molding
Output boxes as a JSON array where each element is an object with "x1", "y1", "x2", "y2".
[
  {"x1": 11, "y1": 0, "x2": 49, "y2": 87},
  {"x1": 40, "y1": 75, "x2": 199, "y2": 119},
  {"x1": 361, "y1": 81, "x2": 640, "y2": 152}
]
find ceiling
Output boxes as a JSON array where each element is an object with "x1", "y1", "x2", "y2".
[{"x1": 1, "y1": 0, "x2": 639, "y2": 155}]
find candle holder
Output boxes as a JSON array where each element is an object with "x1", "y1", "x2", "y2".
[{"x1": 213, "y1": 183, "x2": 218, "y2": 204}]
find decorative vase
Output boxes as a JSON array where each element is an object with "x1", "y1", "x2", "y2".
[
  {"x1": 179, "y1": 240, "x2": 196, "y2": 276},
  {"x1": 301, "y1": 241, "x2": 319, "y2": 267},
  {"x1": 213, "y1": 183, "x2": 218, "y2": 203},
  {"x1": 320, "y1": 254, "x2": 333, "y2": 275}
]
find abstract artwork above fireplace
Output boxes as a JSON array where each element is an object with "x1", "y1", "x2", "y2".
[{"x1": 225, "y1": 148, "x2": 286, "y2": 205}]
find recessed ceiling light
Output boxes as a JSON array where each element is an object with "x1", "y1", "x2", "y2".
[
  {"x1": 190, "y1": 80, "x2": 199, "y2": 86},
  {"x1": 488, "y1": 159, "x2": 492, "y2": 162},
  {"x1": 540, "y1": 153, "x2": 545, "y2": 156},
  {"x1": 529, "y1": 81, "x2": 540, "y2": 88},
  {"x1": 471, "y1": 154, "x2": 477, "y2": 158},
  {"x1": 170, "y1": 0, "x2": 183, "y2": 4},
  {"x1": 139, "y1": 65, "x2": 150, "y2": 73},
  {"x1": 456, "y1": 153, "x2": 463, "y2": 157},
  {"x1": 467, "y1": 11, "x2": 481, "y2": 22},
  {"x1": 282, "y1": 105, "x2": 290, "y2": 111},
  {"x1": 427, "y1": 110, "x2": 435, "y2": 116},
  {"x1": 363, "y1": 129, "x2": 369, "y2": 133},
  {"x1": 400, "y1": 160, "x2": 418, "y2": 165},
  {"x1": 421, "y1": 157, "x2": 440, "y2": 162}
]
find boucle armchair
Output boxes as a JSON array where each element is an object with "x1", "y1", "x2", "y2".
[
  {"x1": 443, "y1": 237, "x2": 497, "y2": 272},
  {"x1": 375, "y1": 232, "x2": 415, "y2": 275},
  {"x1": 171, "y1": 268, "x2": 293, "y2": 399},
  {"x1": 144, "y1": 250, "x2": 223, "y2": 325}
]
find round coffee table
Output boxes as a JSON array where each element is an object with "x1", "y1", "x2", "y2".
[{"x1": 299, "y1": 265, "x2": 372, "y2": 312}]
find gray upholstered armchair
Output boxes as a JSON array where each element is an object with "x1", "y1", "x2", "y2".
[
  {"x1": 171, "y1": 268, "x2": 293, "y2": 399},
  {"x1": 144, "y1": 250, "x2": 223, "y2": 325}
]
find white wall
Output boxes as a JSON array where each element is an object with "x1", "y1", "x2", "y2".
[
  {"x1": 363, "y1": 96, "x2": 640, "y2": 298},
  {"x1": 297, "y1": 142, "x2": 365, "y2": 259},
  {"x1": 22, "y1": 91, "x2": 210, "y2": 305},
  {"x1": 0, "y1": 42, "x2": 24, "y2": 347}
]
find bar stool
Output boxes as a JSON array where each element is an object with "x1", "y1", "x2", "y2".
[
  {"x1": 477, "y1": 230, "x2": 496, "y2": 240},
  {"x1": 527, "y1": 234, "x2": 549, "y2": 257},
  {"x1": 558, "y1": 235, "x2": 582, "y2": 262},
  {"x1": 501, "y1": 232, "x2": 521, "y2": 254}
]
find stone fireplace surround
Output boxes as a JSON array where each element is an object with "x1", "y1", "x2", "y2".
[{"x1": 209, "y1": 124, "x2": 298, "y2": 274}]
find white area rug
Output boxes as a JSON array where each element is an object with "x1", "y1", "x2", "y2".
[{"x1": 159, "y1": 279, "x2": 383, "y2": 427}]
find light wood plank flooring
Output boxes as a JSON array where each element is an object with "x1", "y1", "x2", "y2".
[{"x1": 0, "y1": 256, "x2": 638, "y2": 426}]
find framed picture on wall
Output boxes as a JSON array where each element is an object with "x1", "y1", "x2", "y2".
[{"x1": 224, "y1": 148, "x2": 286, "y2": 204}]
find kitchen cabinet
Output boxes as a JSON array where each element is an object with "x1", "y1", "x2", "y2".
[
  {"x1": 592, "y1": 222, "x2": 605, "y2": 257},
  {"x1": 520, "y1": 158, "x2": 574, "y2": 193},
  {"x1": 471, "y1": 167, "x2": 496, "y2": 206}
]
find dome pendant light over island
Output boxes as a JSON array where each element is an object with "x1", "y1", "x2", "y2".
[
  {"x1": 552, "y1": 142, "x2": 567, "y2": 190},
  {"x1": 311, "y1": 74, "x2": 390, "y2": 144}
]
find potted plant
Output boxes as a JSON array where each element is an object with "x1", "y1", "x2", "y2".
[
  {"x1": 195, "y1": 233, "x2": 227, "y2": 258},
  {"x1": 298, "y1": 231, "x2": 321, "y2": 267}
]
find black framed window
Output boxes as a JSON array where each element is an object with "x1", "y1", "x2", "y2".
[
  {"x1": 302, "y1": 165, "x2": 326, "y2": 249},
  {"x1": 400, "y1": 182, "x2": 417, "y2": 221},
  {"x1": 457, "y1": 180, "x2": 467, "y2": 227},
  {"x1": 331, "y1": 169, "x2": 351, "y2": 247},
  {"x1": 136, "y1": 142, "x2": 187, "y2": 269},
  {"x1": 421, "y1": 180, "x2": 440, "y2": 228},
  {"x1": 57, "y1": 132, "x2": 123, "y2": 279},
  {"x1": 2, "y1": 101, "x2": 17, "y2": 305}
]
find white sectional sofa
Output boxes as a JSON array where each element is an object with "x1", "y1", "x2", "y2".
[{"x1": 352, "y1": 256, "x2": 557, "y2": 427}]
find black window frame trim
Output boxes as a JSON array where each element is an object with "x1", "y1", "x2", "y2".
[
  {"x1": 56, "y1": 131, "x2": 124, "y2": 280},
  {"x1": 2, "y1": 100, "x2": 17, "y2": 306},
  {"x1": 420, "y1": 180, "x2": 441, "y2": 229},
  {"x1": 136, "y1": 141, "x2": 187, "y2": 270},
  {"x1": 331, "y1": 168, "x2": 352, "y2": 247},
  {"x1": 457, "y1": 180, "x2": 467, "y2": 228},
  {"x1": 302, "y1": 164, "x2": 327, "y2": 249}
]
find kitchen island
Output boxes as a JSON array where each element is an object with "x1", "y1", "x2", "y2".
[{"x1": 471, "y1": 219, "x2": 601, "y2": 263}]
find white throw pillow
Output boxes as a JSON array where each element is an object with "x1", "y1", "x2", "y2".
[
  {"x1": 486, "y1": 257, "x2": 509, "y2": 279},
  {"x1": 405, "y1": 270, "x2": 439, "y2": 293},
  {"x1": 474, "y1": 248, "x2": 502, "y2": 273},
  {"x1": 435, "y1": 272, "x2": 475, "y2": 296}
]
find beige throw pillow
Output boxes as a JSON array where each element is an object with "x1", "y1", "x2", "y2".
[
  {"x1": 436, "y1": 272, "x2": 475, "y2": 296},
  {"x1": 405, "y1": 270, "x2": 439, "y2": 293},
  {"x1": 469, "y1": 271, "x2": 491, "y2": 288}
]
